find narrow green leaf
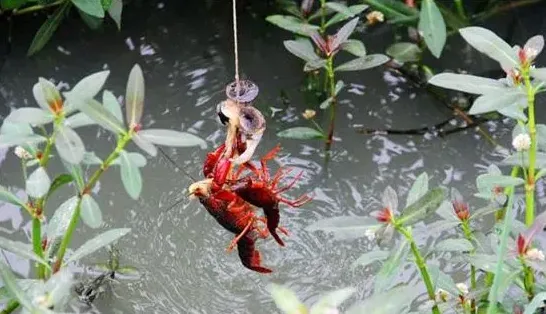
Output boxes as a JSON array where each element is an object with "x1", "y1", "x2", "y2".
[
  {"x1": 386, "y1": 42, "x2": 421, "y2": 62},
  {"x1": 469, "y1": 89, "x2": 526, "y2": 115},
  {"x1": 428, "y1": 73, "x2": 507, "y2": 95},
  {"x1": 418, "y1": 0, "x2": 446, "y2": 58},
  {"x1": 61, "y1": 161, "x2": 85, "y2": 191},
  {"x1": 78, "y1": 8, "x2": 104, "y2": 29},
  {"x1": 111, "y1": 152, "x2": 146, "y2": 168},
  {"x1": 0, "y1": 261, "x2": 37, "y2": 312},
  {"x1": 398, "y1": 187, "x2": 445, "y2": 226},
  {"x1": 334, "y1": 54, "x2": 389, "y2": 72},
  {"x1": 6, "y1": 107, "x2": 54, "y2": 126},
  {"x1": 309, "y1": 287, "x2": 355, "y2": 314},
  {"x1": 27, "y1": 2, "x2": 70, "y2": 56},
  {"x1": 71, "y1": 0, "x2": 104, "y2": 17},
  {"x1": 81, "y1": 194, "x2": 103, "y2": 229},
  {"x1": 54, "y1": 124, "x2": 85, "y2": 164},
  {"x1": 67, "y1": 97, "x2": 125, "y2": 134},
  {"x1": 304, "y1": 59, "x2": 327, "y2": 72},
  {"x1": 374, "y1": 239, "x2": 409, "y2": 292},
  {"x1": 0, "y1": 120, "x2": 33, "y2": 136},
  {"x1": 476, "y1": 174, "x2": 525, "y2": 192},
  {"x1": 64, "y1": 112, "x2": 96, "y2": 128},
  {"x1": 0, "y1": 134, "x2": 46, "y2": 149},
  {"x1": 66, "y1": 228, "x2": 131, "y2": 263},
  {"x1": 33, "y1": 77, "x2": 62, "y2": 112},
  {"x1": 107, "y1": 0, "x2": 123, "y2": 30},
  {"x1": 351, "y1": 250, "x2": 389, "y2": 269},
  {"x1": 132, "y1": 133, "x2": 157, "y2": 157},
  {"x1": 125, "y1": 64, "x2": 145, "y2": 127},
  {"x1": 324, "y1": 4, "x2": 368, "y2": 27},
  {"x1": 0, "y1": 185, "x2": 26, "y2": 207},
  {"x1": 459, "y1": 27, "x2": 519, "y2": 69},
  {"x1": 138, "y1": 129, "x2": 207, "y2": 149},
  {"x1": 331, "y1": 17, "x2": 359, "y2": 51},
  {"x1": 324, "y1": 2, "x2": 353, "y2": 17},
  {"x1": 277, "y1": 127, "x2": 323, "y2": 140},
  {"x1": 340, "y1": 39, "x2": 366, "y2": 57},
  {"x1": 68, "y1": 70, "x2": 110, "y2": 102},
  {"x1": 283, "y1": 39, "x2": 321, "y2": 62},
  {"x1": 524, "y1": 292, "x2": 546, "y2": 314},
  {"x1": 46, "y1": 196, "x2": 79, "y2": 247},
  {"x1": 0, "y1": 236, "x2": 49, "y2": 266},
  {"x1": 266, "y1": 15, "x2": 319, "y2": 36},
  {"x1": 406, "y1": 172, "x2": 428, "y2": 207},
  {"x1": 102, "y1": 90, "x2": 123, "y2": 122},
  {"x1": 428, "y1": 264, "x2": 459, "y2": 296},
  {"x1": 1, "y1": 0, "x2": 27, "y2": 9},
  {"x1": 362, "y1": 0, "x2": 418, "y2": 22},
  {"x1": 46, "y1": 174, "x2": 74, "y2": 200},
  {"x1": 118, "y1": 150, "x2": 142, "y2": 200},
  {"x1": 346, "y1": 285, "x2": 418, "y2": 314},
  {"x1": 268, "y1": 283, "x2": 307, "y2": 314},
  {"x1": 433, "y1": 238, "x2": 474, "y2": 252},
  {"x1": 26, "y1": 166, "x2": 51, "y2": 198}
]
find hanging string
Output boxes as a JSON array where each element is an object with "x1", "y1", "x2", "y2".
[{"x1": 232, "y1": 0, "x2": 240, "y2": 97}]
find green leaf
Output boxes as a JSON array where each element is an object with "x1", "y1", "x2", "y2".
[
  {"x1": 132, "y1": 133, "x2": 158, "y2": 157},
  {"x1": 319, "y1": 81, "x2": 345, "y2": 109},
  {"x1": 309, "y1": 287, "x2": 355, "y2": 314},
  {"x1": 531, "y1": 67, "x2": 546, "y2": 82},
  {"x1": 466, "y1": 253, "x2": 512, "y2": 275},
  {"x1": 111, "y1": 152, "x2": 146, "y2": 168},
  {"x1": 64, "y1": 112, "x2": 96, "y2": 128},
  {"x1": 306, "y1": 216, "x2": 380, "y2": 240},
  {"x1": 433, "y1": 238, "x2": 474, "y2": 253},
  {"x1": 459, "y1": 27, "x2": 519, "y2": 69},
  {"x1": 524, "y1": 292, "x2": 546, "y2": 314},
  {"x1": 362, "y1": 0, "x2": 418, "y2": 23},
  {"x1": 54, "y1": 124, "x2": 85, "y2": 164},
  {"x1": 0, "y1": 120, "x2": 33, "y2": 136},
  {"x1": 374, "y1": 239, "x2": 409, "y2": 292},
  {"x1": 277, "y1": 127, "x2": 323, "y2": 140},
  {"x1": 6, "y1": 107, "x2": 54, "y2": 126},
  {"x1": 33, "y1": 77, "x2": 62, "y2": 112},
  {"x1": 268, "y1": 283, "x2": 307, "y2": 314},
  {"x1": 119, "y1": 150, "x2": 142, "y2": 200},
  {"x1": 428, "y1": 264, "x2": 459, "y2": 296},
  {"x1": 78, "y1": 8, "x2": 104, "y2": 29},
  {"x1": 45, "y1": 268, "x2": 73, "y2": 308},
  {"x1": 0, "y1": 261, "x2": 37, "y2": 312},
  {"x1": 46, "y1": 196, "x2": 79, "y2": 249},
  {"x1": 406, "y1": 172, "x2": 428, "y2": 207},
  {"x1": 0, "y1": 134, "x2": 46, "y2": 149},
  {"x1": 324, "y1": 2, "x2": 353, "y2": 17},
  {"x1": 46, "y1": 174, "x2": 74, "y2": 200},
  {"x1": 386, "y1": 42, "x2": 421, "y2": 63},
  {"x1": 331, "y1": 17, "x2": 359, "y2": 51},
  {"x1": 68, "y1": 97, "x2": 125, "y2": 134},
  {"x1": 71, "y1": 0, "x2": 104, "y2": 17},
  {"x1": 304, "y1": 59, "x2": 327, "y2": 72},
  {"x1": 351, "y1": 250, "x2": 389, "y2": 269},
  {"x1": 138, "y1": 129, "x2": 207, "y2": 149},
  {"x1": 125, "y1": 64, "x2": 145, "y2": 127},
  {"x1": 68, "y1": 70, "x2": 110, "y2": 102},
  {"x1": 398, "y1": 187, "x2": 445, "y2": 226},
  {"x1": 26, "y1": 166, "x2": 51, "y2": 198},
  {"x1": 334, "y1": 54, "x2": 389, "y2": 72},
  {"x1": 470, "y1": 205, "x2": 501, "y2": 220},
  {"x1": 0, "y1": 236, "x2": 49, "y2": 266},
  {"x1": 283, "y1": 39, "x2": 321, "y2": 62},
  {"x1": 501, "y1": 151, "x2": 546, "y2": 169},
  {"x1": 346, "y1": 285, "x2": 418, "y2": 314},
  {"x1": 61, "y1": 161, "x2": 85, "y2": 191},
  {"x1": 428, "y1": 73, "x2": 508, "y2": 95},
  {"x1": 324, "y1": 4, "x2": 368, "y2": 27},
  {"x1": 340, "y1": 39, "x2": 366, "y2": 57},
  {"x1": 101, "y1": 91, "x2": 122, "y2": 123},
  {"x1": 476, "y1": 174, "x2": 525, "y2": 192},
  {"x1": 1, "y1": 0, "x2": 27, "y2": 9},
  {"x1": 81, "y1": 194, "x2": 103, "y2": 229},
  {"x1": 66, "y1": 228, "x2": 131, "y2": 263},
  {"x1": 469, "y1": 89, "x2": 526, "y2": 115},
  {"x1": 107, "y1": 0, "x2": 122, "y2": 30},
  {"x1": 266, "y1": 15, "x2": 319, "y2": 36},
  {"x1": 0, "y1": 185, "x2": 26, "y2": 207},
  {"x1": 418, "y1": 0, "x2": 446, "y2": 58},
  {"x1": 27, "y1": 2, "x2": 69, "y2": 56}
]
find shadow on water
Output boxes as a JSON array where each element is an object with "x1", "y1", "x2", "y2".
[{"x1": 1, "y1": 0, "x2": 546, "y2": 312}]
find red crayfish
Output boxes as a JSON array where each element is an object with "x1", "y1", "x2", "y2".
[{"x1": 189, "y1": 133, "x2": 312, "y2": 273}]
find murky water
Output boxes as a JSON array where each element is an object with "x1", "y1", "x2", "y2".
[{"x1": 1, "y1": 1, "x2": 546, "y2": 313}]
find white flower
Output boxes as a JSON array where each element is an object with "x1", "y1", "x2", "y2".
[
  {"x1": 364, "y1": 229, "x2": 375, "y2": 241},
  {"x1": 14, "y1": 146, "x2": 32, "y2": 159},
  {"x1": 526, "y1": 248, "x2": 545, "y2": 261},
  {"x1": 512, "y1": 133, "x2": 531, "y2": 151},
  {"x1": 456, "y1": 283, "x2": 469, "y2": 295},
  {"x1": 436, "y1": 288, "x2": 449, "y2": 302}
]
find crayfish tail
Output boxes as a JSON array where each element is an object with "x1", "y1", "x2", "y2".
[{"x1": 237, "y1": 236, "x2": 273, "y2": 274}]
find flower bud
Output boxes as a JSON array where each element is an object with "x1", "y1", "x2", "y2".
[
  {"x1": 366, "y1": 11, "x2": 385, "y2": 25},
  {"x1": 512, "y1": 133, "x2": 531, "y2": 151},
  {"x1": 526, "y1": 248, "x2": 545, "y2": 261},
  {"x1": 14, "y1": 146, "x2": 32, "y2": 159},
  {"x1": 456, "y1": 283, "x2": 469, "y2": 295},
  {"x1": 302, "y1": 109, "x2": 316, "y2": 120}
]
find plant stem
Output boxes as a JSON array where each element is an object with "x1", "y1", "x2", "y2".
[
  {"x1": 486, "y1": 182, "x2": 516, "y2": 314},
  {"x1": 520, "y1": 258, "x2": 535, "y2": 299},
  {"x1": 31, "y1": 218, "x2": 45, "y2": 279},
  {"x1": 495, "y1": 166, "x2": 519, "y2": 221},
  {"x1": 52, "y1": 133, "x2": 132, "y2": 272},
  {"x1": 12, "y1": 0, "x2": 65, "y2": 15},
  {"x1": 325, "y1": 56, "x2": 336, "y2": 151},
  {"x1": 0, "y1": 300, "x2": 19, "y2": 314},
  {"x1": 453, "y1": 0, "x2": 467, "y2": 20},
  {"x1": 319, "y1": 0, "x2": 326, "y2": 34},
  {"x1": 523, "y1": 67, "x2": 537, "y2": 227},
  {"x1": 475, "y1": 0, "x2": 543, "y2": 21},
  {"x1": 461, "y1": 222, "x2": 476, "y2": 290},
  {"x1": 398, "y1": 226, "x2": 441, "y2": 314}
]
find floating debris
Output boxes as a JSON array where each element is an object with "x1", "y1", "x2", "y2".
[{"x1": 125, "y1": 37, "x2": 135, "y2": 51}]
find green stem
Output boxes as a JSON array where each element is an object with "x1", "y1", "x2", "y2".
[
  {"x1": 495, "y1": 167, "x2": 519, "y2": 221},
  {"x1": 523, "y1": 67, "x2": 537, "y2": 227},
  {"x1": 309, "y1": 118, "x2": 325, "y2": 135},
  {"x1": 52, "y1": 133, "x2": 132, "y2": 273},
  {"x1": 486, "y1": 183, "x2": 516, "y2": 314},
  {"x1": 462, "y1": 222, "x2": 476, "y2": 290},
  {"x1": 12, "y1": 0, "x2": 65, "y2": 15},
  {"x1": 398, "y1": 226, "x2": 441, "y2": 314},
  {"x1": 453, "y1": 0, "x2": 467, "y2": 20},
  {"x1": 319, "y1": 0, "x2": 326, "y2": 34},
  {"x1": 31, "y1": 218, "x2": 45, "y2": 279},
  {"x1": 0, "y1": 300, "x2": 19, "y2": 314},
  {"x1": 325, "y1": 56, "x2": 336, "y2": 151}
]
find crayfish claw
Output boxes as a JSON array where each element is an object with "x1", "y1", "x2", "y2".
[{"x1": 237, "y1": 236, "x2": 272, "y2": 274}]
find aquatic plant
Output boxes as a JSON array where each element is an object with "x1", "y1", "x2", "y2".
[
  {"x1": 0, "y1": 64, "x2": 206, "y2": 312},
  {"x1": 270, "y1": 27, "x2": 546, "y2": 314},
  {"x1": 0, "y1": 0, "x2": 123, "y2": 56},
  {"x1": 267, "y1": 1, "x2": 389, "y2": 151}
]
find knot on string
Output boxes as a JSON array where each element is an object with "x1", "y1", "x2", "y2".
[{"x1": 225, "y1": 79, "x2": 259, "y2": 104}]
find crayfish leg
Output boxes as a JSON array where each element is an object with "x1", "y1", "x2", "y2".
[{"x1": 226, "y1": 219, "x2": 253, "y2": 253}]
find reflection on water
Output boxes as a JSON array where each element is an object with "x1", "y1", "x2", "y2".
[{"x1": 1, "y1": 0, "x2": 545, "y2": 313}]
